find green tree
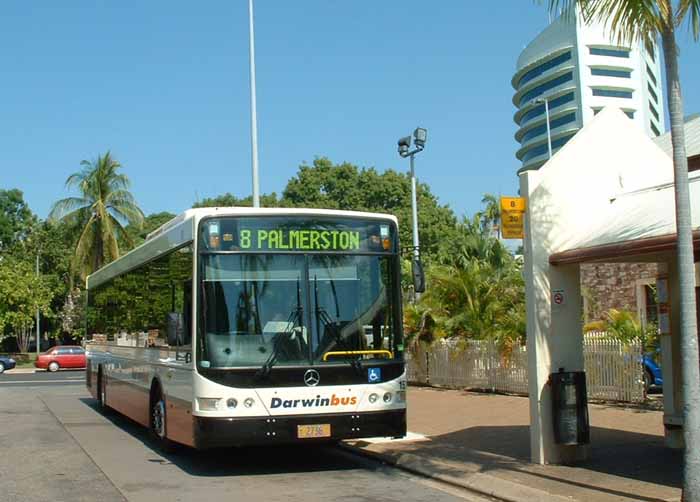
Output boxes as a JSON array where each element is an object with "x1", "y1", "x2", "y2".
[
  {"x1": 405, "y1": 261, "x2": 525, "y2": 347},
  {"x1": 0, "y1": 189, "x2": 36, "y2": 251},
  {"x1": 49, "y1": 152, "x2": 144, "y2": 280},
  {"x1": 193, "y1": 193, "x2": 280, "y2": 208},
  {"x1": 0, "y1": 256, "x2": 53, "y2": 352},
  {"x1": 193, "y1": 157, "x2": 459, "y2": 264},
  {"x1": 479, "y1": 193, "x2": 500, "y2": 237},
  {"x1": 122, "y1": 211, "x2": 177, "y2": 251},
  {"x1": 436, "y1": 214, "x2": 511, "y2": 270},
  {"x1": 548, "y1": 2, "x2": 700, "y2": 496}
]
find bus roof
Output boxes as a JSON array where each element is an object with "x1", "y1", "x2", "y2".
[{"x1": 87, "y1": 207, "x2": 398, "y2": 289}]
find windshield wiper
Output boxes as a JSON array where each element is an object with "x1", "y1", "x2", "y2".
[
  {"x1": 314, "y1": 276, "x2": 363, "y2": 376},
  {"x1": 256, "y1": 279, "x2": 304, "y2": 380}
]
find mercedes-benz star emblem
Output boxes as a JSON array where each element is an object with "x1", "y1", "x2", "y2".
[{"x1": 304, "y1": 369, "x2": 320, "y2": 387}]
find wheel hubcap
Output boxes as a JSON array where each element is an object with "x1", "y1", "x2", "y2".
[{"x1": 153, "y1": 400, "x2": 165, "y2": 438}]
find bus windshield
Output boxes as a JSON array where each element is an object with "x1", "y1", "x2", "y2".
[{"x1": 197, "y1": 217, "x2": 401, "y2": 369}]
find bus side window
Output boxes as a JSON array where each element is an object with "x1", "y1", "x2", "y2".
[{"x1": 182, "y1": 280, "x2": 192, "y2": 346}]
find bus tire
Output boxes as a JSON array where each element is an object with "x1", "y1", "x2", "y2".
[
  {"x1": 97, "y1": 366, "x2": 110, "y2": 412},
  {"x1": 150, "y1": 382, "x2": 175, "y2": 453}
]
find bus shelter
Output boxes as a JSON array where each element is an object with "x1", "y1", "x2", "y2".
[{"x1": 519, "y1": 107, "x2": 700, "y2": 464}]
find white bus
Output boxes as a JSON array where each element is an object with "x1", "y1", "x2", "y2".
[{"x1": 85, "y1": 207, "x2": 407, "y2": 449}]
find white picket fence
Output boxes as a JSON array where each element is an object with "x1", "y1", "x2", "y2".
[{"x1": 406, "y1": 332, "x2": 645, "y2": 402}]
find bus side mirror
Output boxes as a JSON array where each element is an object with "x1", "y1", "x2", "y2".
[
  {"x1": 412, "y1": 258, "x2": 425, "y2": 294},
  {"x1": 166, "y1": 312, "x2": 184, "y2": 346}
]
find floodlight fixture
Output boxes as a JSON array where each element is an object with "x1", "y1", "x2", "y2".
[
  {"x1": 413, "y1": 127, "x2": 427, "y2": 149},
  {"x1": 398, "y1": 136, "x2": 412, "y2": 157}
]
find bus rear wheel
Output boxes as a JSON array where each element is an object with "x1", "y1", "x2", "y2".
[{"x1": 97, "y1": 367, "x2": 110, "y2": 412}]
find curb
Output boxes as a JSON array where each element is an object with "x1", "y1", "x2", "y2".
[
  {"x1": 4, "y1": 368, "x2": 37, "y2": 374},
  {"x1": 339, "y1": 443, "x2": 571, "y2": 502}
]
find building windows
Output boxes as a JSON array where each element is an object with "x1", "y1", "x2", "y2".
[
  {"x1": 519, "y1": 72, "x2": 574, "y2": 106},
  {"x1": 592, "y1": 108, "x2": 635, "y2": 119},
  {"x1": 650, "y1": 121, "x2": 661, "y2": 136},
  {"x1": 521, "y1": 112, "x2": 577, "y2": 143},
  {"x1": 649, "y1": 102, "x2": 660, "y2": 121},
  {"x1": 516, "y1": 51, "x2": 572, "y2": 89},
  {"x1": 648, "y1": 83, "x2": 658, "y2": 103},
  {"x1": 589, "y1": 47, "x2": 630, "y2": 58},
  {"x1": 592, "y1": 88, "x2": 633, "y2": 98},
  {"x1": 646, "y1": 64, "x2": 657, "y2": 85},
  {"x1": 519, "y1": 92, "x2": 575, "y2": 126},
  {"x1": 521, "y1": 134, "x2": 576, "y2": 162},
  {"x1": 591, "y1": 67, "x2": 632, "y2": 78}
]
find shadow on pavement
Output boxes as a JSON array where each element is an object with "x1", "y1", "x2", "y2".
[
  {"x1": 78, "y1": 397, "x2": 374, "y2": 478},
  {"x1": 374, "y1": 424, "x2": 680, "y2": 502}
]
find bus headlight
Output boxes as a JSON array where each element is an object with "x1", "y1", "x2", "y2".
[
  {"x1": 368, "y1": 393, "x2": 379, "y2": 404},
  {"x1": 227, "y1": 398, "x2": 238, "y2": 409},
  {"x1": 396, "y1": 391, "x2": 406, "y2": 403},
  {"x1": 244, "y1": 397, "x2": 255, "y2": 408},
  {"x1": 383, "y1": 392, "x2": 393, "y2": 403},
  {"x1": 198, "y1": 398, "x2": 220, "y2": 411}
]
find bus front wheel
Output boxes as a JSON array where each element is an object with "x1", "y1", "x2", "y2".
[{"x1": 150, "y1": 384, "x2": 175, "y2": 452}]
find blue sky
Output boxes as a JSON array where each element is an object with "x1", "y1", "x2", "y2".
[{"x1": 2, "y1": 1, "x2": 699, "y2": 221}]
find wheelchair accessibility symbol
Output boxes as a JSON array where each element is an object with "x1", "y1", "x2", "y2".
[{"x1": 367, "y1": 367, "x2": 381, "y2": 383}]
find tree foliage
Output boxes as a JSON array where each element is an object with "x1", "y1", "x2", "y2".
[
  {"x1": 0, "y1": 256, "x2": 53, "y2": 352},
  {"x1": 196, "y1": 157, "x2": 459, "y2": 264},
  {"x1": 0, "y1": 189, "x2": 36, "y2": 252},
  {"x1": 193, "y1": 193, "x2": 280, "y2": 209},
  {"x1": 123, "y1": 211, "x2": 177, "y2": 250}
]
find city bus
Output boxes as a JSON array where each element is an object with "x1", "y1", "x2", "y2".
[{"x1": 85, "y1": 207, "x2": 407, "y2": 449}]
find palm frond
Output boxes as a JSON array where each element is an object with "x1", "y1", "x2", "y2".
[
  {"x1": 677, "y1": 0, "x2": 700, "y2": 38},
  {"x1": 48, "y1": 197, "x2": 92, "y2": 221}
]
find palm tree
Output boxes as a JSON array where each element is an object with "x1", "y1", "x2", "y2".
[
  {"x1": 49, "y1": 152, "x2": 144, "y2": 280},
  {"x1": 547, "y1": 2, "x2": 699, "y2": 497},
  {"x1": 480, "y1": 193, "x2": 501, "y2": 237}
]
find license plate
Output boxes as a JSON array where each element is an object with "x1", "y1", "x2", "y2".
[{"x1": 297, "y1": 424, "x2": 331, "y2": 439}]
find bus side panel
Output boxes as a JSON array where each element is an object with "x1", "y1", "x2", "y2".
[
  {"x1": 163, "y1": 352, "x2": 195, "y2": 447},
  {"x1": 102, "y1": 346, "x2": 151, "y2": 428},
  {"x1": 166, "y1": 396, "x2": 195, "y2": 447},
  {"x1": 108, "y1": 376, "x2": 150, "y2": 427}
]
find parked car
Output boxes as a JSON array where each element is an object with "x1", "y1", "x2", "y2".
[
  {"x1": 0, "y1": 355, "x2": 17, "y2": 374},
  {"x1": 35, "y1": 346, "x2": 86, "y2": 372},
  {"x1": 643, "y1": 352, "x2": 663, "y2": 392}
]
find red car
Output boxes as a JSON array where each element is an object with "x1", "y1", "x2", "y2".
[{"x1": 35, "y1": 345, "x2": 86, "y2": 372}]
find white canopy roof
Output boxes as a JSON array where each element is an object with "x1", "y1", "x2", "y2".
[{"x1": 522, "y1": 107, "x2": 699, "y2": 261}]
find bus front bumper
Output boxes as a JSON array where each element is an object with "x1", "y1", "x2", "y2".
[{"x1": 192, "y1": 409, "x2": 406, "y2": 449}]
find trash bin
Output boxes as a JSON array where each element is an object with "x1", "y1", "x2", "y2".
[{"x1": 550, "y1": 369, "x2": 590, "y2": 445}]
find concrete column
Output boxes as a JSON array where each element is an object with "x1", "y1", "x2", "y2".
[{"x1": 521, "y1": 172, "x2": 589, "y2": 464}]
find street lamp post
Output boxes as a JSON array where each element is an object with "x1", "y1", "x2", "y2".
[
  {"x1": 398, "y1": 127, "x2": 428, "y2": 299},
  {"x1": 248, "y1": 0, "x2": 261, "y2": 208},
  {"x1": 36, "y1": 253, "x2": 40, "y2": 360},
  {"x1": 534, "y1": 97, "x2": 552, "y2": 159}
]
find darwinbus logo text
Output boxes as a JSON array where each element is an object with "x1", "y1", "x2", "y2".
[{"x1": 270, "y1": 394, "x2": 357, "y2": 409}]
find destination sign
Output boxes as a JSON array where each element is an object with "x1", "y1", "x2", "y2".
[
  {"x1": 201, "y1": 216, "x2": 396, "y2": 253},
  {"x1": 240, "y1": 228, "x2": 361, "y2": 251}
]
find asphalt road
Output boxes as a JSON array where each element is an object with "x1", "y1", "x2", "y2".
[
  {"x1": 1, "y1": 369, "x2": 85, "y2": 386},
  {"x1": 0, "y1": 373, "x2": 489, "y2": 502}
]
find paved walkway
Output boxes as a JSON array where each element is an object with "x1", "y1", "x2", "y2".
[{"x1": 345, "y1": 387, "x2": 681, "y2": 502}]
